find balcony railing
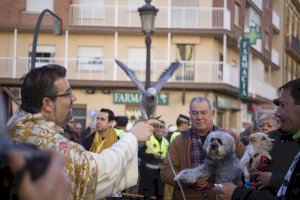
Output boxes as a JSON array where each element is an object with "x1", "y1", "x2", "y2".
[
  {"x1": 70, "y1": 4, "x2": 231, "y2": 30},
  {"x1": 249, "y1": 75, "x2": 277, "y2": 100},
  {"x1": 0, "y1": 57, "x2": 276, "y2": 100},
  {"x1": 272, "y1": 10, "x2": 280, "y2": 30},
  {"x1": 271, "y1": 48, "x2": 279, "y2": 65}
]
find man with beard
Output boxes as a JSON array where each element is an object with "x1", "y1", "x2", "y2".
[
  {"x1": 214, "y1": 78, "x2": 300, "y2": 200},
  {"x1": 7, "y1": 64, "x2": 158, "y2": 199}
]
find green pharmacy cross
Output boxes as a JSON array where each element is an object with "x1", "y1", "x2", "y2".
[{"x1": 244, "y1": 26, "x2": 262, "y2": 45}]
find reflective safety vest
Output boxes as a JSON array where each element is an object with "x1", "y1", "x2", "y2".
[
  {"x1": 114, "y1": 128, "x2": 126, "y2": 138},
  {"x1": 145, "y1": 135, "x2": 169, "y2": 157},
  {"x1": 170, "y1": 131, "x2": 181, "y2": 143}
]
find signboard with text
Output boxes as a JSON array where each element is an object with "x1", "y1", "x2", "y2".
[
  {"x1": 114, "y1": 92, "x2": 169, "y2": 105},
  {"x1": 239, "y1": 38, "x2": 250, "y2": 100}
]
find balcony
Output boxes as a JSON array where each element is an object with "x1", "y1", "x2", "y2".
[
  {"x1": 248, "y1": 76, "x2": 277, "y2": 100},
  {"x1": 271, "y1": 48, "x2": 279, "y2": 65},
  {"x1": 286, "y1": 36, "x2": 300, "y2": 60},
  {"x1": 290, "y1": 36, "x2": 300, "y2": 55},
  {"x1": 70, "y1": 4, "x2": 231, "y2": 30},
  {"x1": 0, "y1": 57, "x2": 276, "y2": 100},
  {"x1": 272, "y1": 10, "x2": 280, "y2": 30}
]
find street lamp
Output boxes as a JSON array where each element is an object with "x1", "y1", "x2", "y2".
[
  {"x1": 138, "y1": 0, "x2": 158, "y2": 89},
  {"x1": 31, "y1": 9, "x2": 62, "y2": 70}
]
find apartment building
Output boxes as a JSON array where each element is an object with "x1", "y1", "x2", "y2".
[
  {"x1": 284, "y1": 0, "x2": 300, "y2": 82},
  {"x1": 0, "y1": 0, "x2": 284, "y2": 130}
]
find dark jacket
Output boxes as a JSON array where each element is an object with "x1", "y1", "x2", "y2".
[
  {"x1": 232, "y1": 130, "x2": 300, "y2": 200},
  {"x1": 82, "y1": 131, "x2": 96, "y2": 150},
  {"x1": 160, "y1": 126, "x2": 244, "y2": 200},
  {"x1": 82, "y1": 128, "x2": 123, "y2": 150}
]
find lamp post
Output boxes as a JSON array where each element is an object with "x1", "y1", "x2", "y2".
[
  {"x1": 31, "y1": 9, "x2": 62, "y2": 70},
  {"x1": 138, "y1": 0, "x2": 158, "y2": 89}
]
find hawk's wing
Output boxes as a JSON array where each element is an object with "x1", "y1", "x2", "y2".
[
  {"x1": 115, "y1": 59, "x2": 145, "y2": 93},
  {"x1": 152, "y1": 61, "x2": 181, "y2": 91}
]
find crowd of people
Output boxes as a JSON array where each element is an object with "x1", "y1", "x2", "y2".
[{"x1": 1, "y1": 64, "x2": 300, "y2": 200}]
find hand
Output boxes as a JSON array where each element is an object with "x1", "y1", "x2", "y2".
[
  {"x1": 154, "y1": 153, "x2": 162, "y2": 159},
  {"x1": 256, "y1": 171, "x2": 272, "y2": 189},
  {"x1": 213, "y1": 182, "x2": 237, "y2": 200},
  {"x1": 195, "y1": 177, "x2": 209, "y2": 188},
  {"x1": 8, "y1": 149, "x2": 70, "y2": 200},
  {"x1": 130, "y1": 119, "x2": 159, "y2": 141}
]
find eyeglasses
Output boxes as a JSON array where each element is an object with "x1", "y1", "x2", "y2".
[{"x1": 49, "y1": 90, "x2": 73, "y2": 100}]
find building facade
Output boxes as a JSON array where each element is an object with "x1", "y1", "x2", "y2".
[
  {"x1": 284, "y1": 0, "x2": 300, "y2": 82},
  {"x1": 0, "y1": 0, "x2": 285, "y2": 130}
]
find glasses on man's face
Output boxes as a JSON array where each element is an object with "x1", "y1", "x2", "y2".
[{"x1": 49, "y1": 90, "x2": 73, "y2": 100}]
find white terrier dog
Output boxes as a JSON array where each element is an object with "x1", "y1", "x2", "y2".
[{"x1": 240, "y1": 132, "x2": 274, "y2": 183}]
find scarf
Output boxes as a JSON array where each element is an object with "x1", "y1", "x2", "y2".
[
  {"x1": 191, "y1": 129, "x2": 206, "y2": 167},
  {"x1": 277, "y1": 150, "x2": 300, "y2": 198},
  {"x1": 90, "y1": 128, "x2": 118, "y2": 153}
]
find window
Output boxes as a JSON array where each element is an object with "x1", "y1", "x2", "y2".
[
  {"x1": 219, "y1": 53, "x2": 224, "y2": 79},
  {"x1": 26, "y1": 0, "x2": 54, "y2": 13},
  {"x1": 128, "y1": 48, "x2": 153, "y2": 71},
  {"x1": 234, "y1": 3, "x2": 240, "y2": 27},
  {"x1": 175, "y1": 44, "x2": 195, "y2": 81},
  {"x1": 72, "y1": 105, "x2": 87, "y2": 129},
  {"x1": 77, "y1": 47, "x2": 104, "y2": 71},
  {"x1": 264, "y1": 32, "x2": 270, "y2": 50},
  {"x1": 28, "y1": 45, "x2": 55, "y2": 68},
  {"x1": 264, "y1": 65, "x2": 270, "y2": 82},
  {"x1": 250, "y1": 9, "x2": 261, "y2": 27}
]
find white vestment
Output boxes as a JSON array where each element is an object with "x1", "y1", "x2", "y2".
[{"x1": 8, "y1": 108, "x2": 138, "y2": 199}]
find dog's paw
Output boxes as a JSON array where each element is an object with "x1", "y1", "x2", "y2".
[{"x1": 174, "y1": 169, "x2": 198, "y2": 183}]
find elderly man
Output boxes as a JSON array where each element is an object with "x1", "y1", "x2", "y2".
[
  {"x1": 160, "y1": 97, "x2": 244, "y2": 200},
  {"x1": 7, "y1": 64, "x2": 157, "y2": 199},
  {"x1": 215, "y1": 78, "x2": 300, "y2": 200}
]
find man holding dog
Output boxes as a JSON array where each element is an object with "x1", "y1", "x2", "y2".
[
  {"x1": 215, "y1": 78, "x2": 300, "y2": 199},
  {"x1": 160, "y1": 97, "x2": 244, "y2": 199}
]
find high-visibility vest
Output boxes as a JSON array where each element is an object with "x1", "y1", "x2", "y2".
[
  {"x1": 145, "y1": 135, "x2": 169, "y2": 157},
  {"x1": 170, "y1": 131, "x2": 181, "y2": 143},
  {"x1": 114, "y1": 128, "x2": 126, "y2": 138}
]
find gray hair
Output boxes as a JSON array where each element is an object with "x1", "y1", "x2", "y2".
[
  {"x1": 189, "y1": 97, "x2": 213, "y2": 111},
  {"x1": 258, "y1": 114, "x2": 279, "y2": 128}
]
